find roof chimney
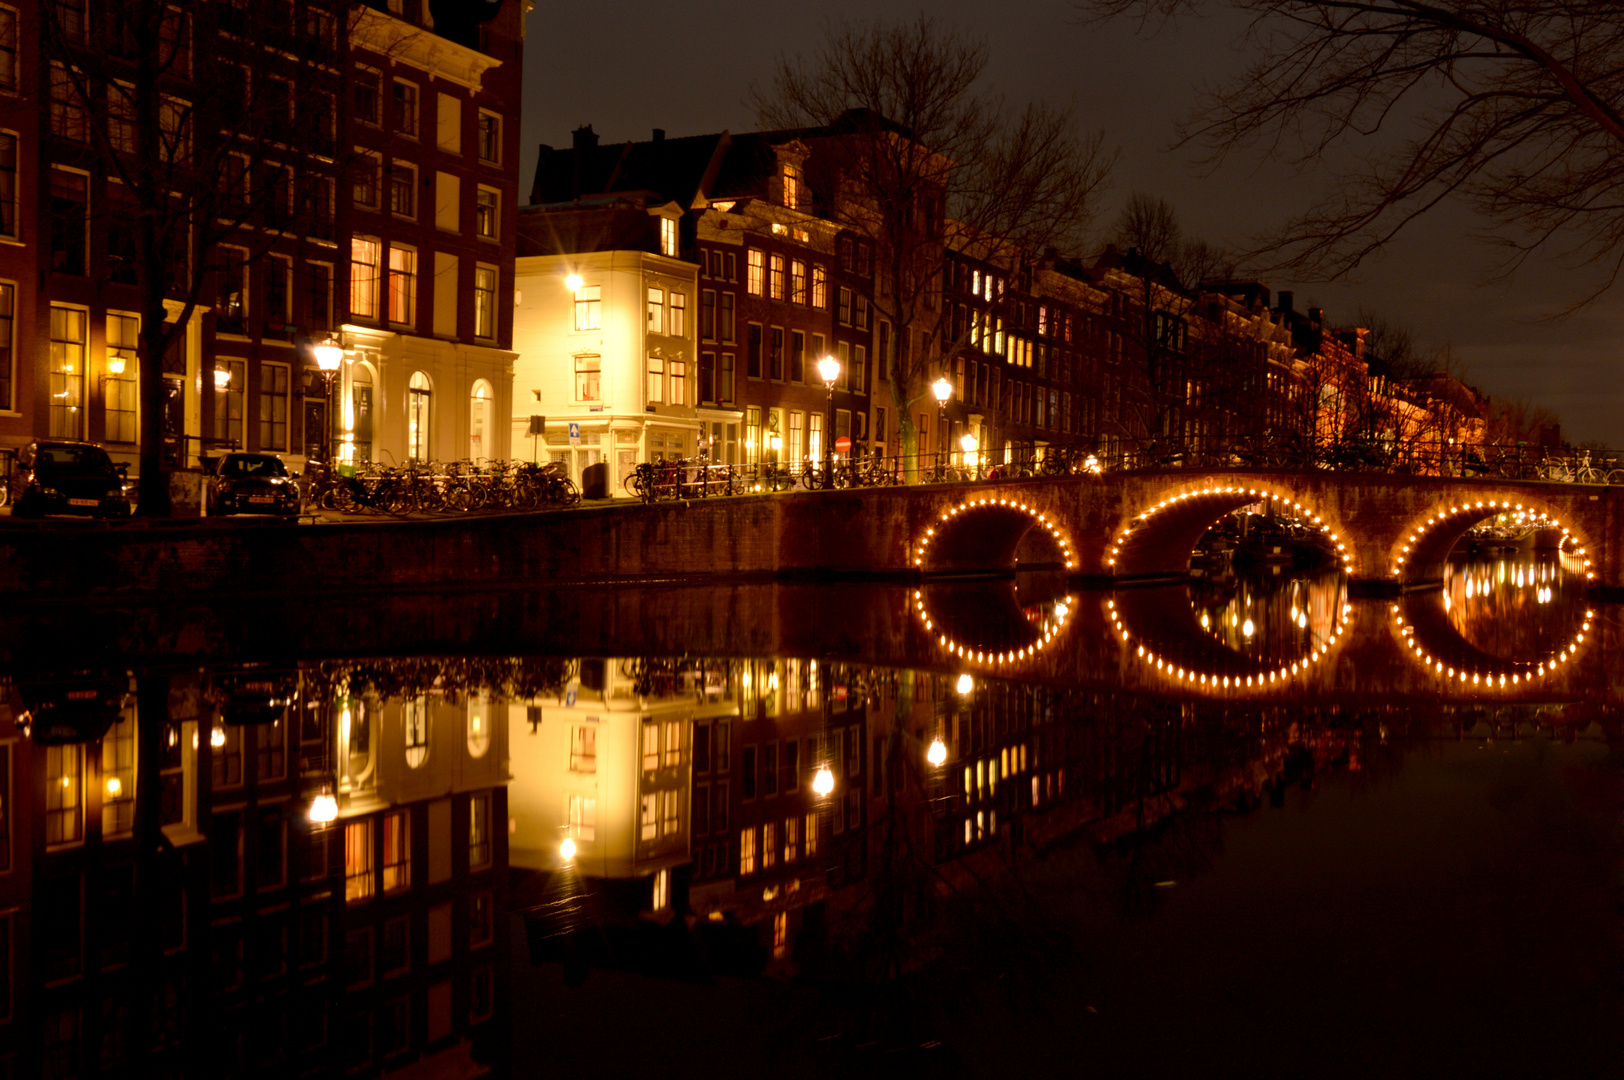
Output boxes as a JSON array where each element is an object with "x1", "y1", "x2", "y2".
[
  {"x1": 572, "y1": 124, "x2": 598, "y2": 153},
  {"x1": 653, "y1": 128, "x2": 665, "y2": 143},
  {"x1": 1277, "y1": 290, "x2": 1293, "y2": 315}
]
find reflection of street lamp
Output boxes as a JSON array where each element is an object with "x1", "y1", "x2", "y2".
[
  {"x1": 956, "y1": 673, "x2": 974, "y2": 695},
  {"x1": 960, "y1": 432, "x2": 978, "y2": 473},
  {"x1": 932, "y1": 376, "x2": 952, "y2": 469},
  {"x1": 927, "y1": 737, "x2": 947, "y2": 767},
  {"x1": 812, "y1": 766, "x2": 835, "y2": 797},
  {"x1": 313, "y1": 337, "x2": 344, "y2": 463},
  {"x1": 818, "y1": 355, "x2": 841, "y2": 489},
  {"x1": 560, "y1": 837, "x2": 577, "y2": 861},
  {"x1": 308, "y1": 788, "x2": 338, "y2": 826}
]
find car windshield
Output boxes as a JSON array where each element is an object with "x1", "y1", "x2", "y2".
[
  {"x1": 35, "y1": 444, "x2": 113, "y2": 473},
  {"x1": 219, "y1": 455, "x2": 288, "y2": 479}
]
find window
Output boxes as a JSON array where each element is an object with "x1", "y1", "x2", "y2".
[
  {"x1": 475, "y1": 187, "x2": 499, "y2": 239},
  {"x1": 647, "y1": 287, "x2": 664, "y2": 335},
  {"x1": 740, "y1": 827, "x2": 756, "y2": 875},
  {"x1": 769, "y1": 255, "x2": 785, "y2": 300},
  {"x1": 469, "y1": 794, "x2": 492, "y2": 870},
  {"x1": 573, "y1": 284, "x2": 601, "y2": 330},
  {"x1": 381, "y1": 811, "x2": 409, "y2": 893},
  {"x1": 574, "y1": 354, "x2": 601, "y2": 401},
  {"x1": 353, "y1": 149, "x2": 381, "y2": 209},
  {"x1": 805, "y1": 811, "x2": 819, "y2": 856},
  {"x1": 567, "y1": 794, "x2": 595, "y2": 841},
  {"x1": 215, "y1": 246, "x2": 247, "y2": 334},
  {"x1": 746, "y1": 323, "x2": 762, "y2": 379},
  {"x1": 570, "y1": 725, "x2": 596, "y2": 772},
  {"x1": 354, "y1": 69, "x2": 380, "y2": 125},
  {"x1": 105, "y1": 314, "x2": 138, "y2": 444},
  {"x1": 719, "y1": 352, "x2": 735, "y2": 405},
  {"x1": 389, "y1": 161, "x2": 416, "y2": 217},
  {"x1": 108, "y1": 83, "x2": 136, "y2": 154},
  {"x1": 380, "y1": 917, "x2": 409, "y2": 975},
  {"x1": 350, "y1": 237, "x2": 380, "y2": 319},
  {"x1": 785, "y1": 815, "x2": 799, "y2": 861},
  {"x1": 391, "y1": 80, "x2": 418, "y2": 137},
  {"x1": 790, "y1": 260, "x2": 807, "y2": 304},
  {"x1": 49, "y1": 305, "x2": 86, "y2": 438},
  {"x1": 470, "y1": 892, "x2": 494, "y2": 948},
  {"x1": 46, "y1": 744, "x2": 82, "y2": 846},
  {"x1": 407, "y1": 371, "x2": 431, "y2": 459},
  {"x1": 309, "y1": 261, "x2": 333, "y2": 332},
  {"x1": 670, "y1": 359, "x2": 687, "y2": 406},
  {"x1": 0, "y1": 132, "x2": 15, "y2": 238},
  {"x1": 388, "y1": 246, "x2": 416, "y2": 326},
  {"x1": 701, "y1": 290, "x2": 715, "y2": 340},
  {"x1": 213, "y1": 358, "x2": 245, "y2": 447},
  {"x1": 49, "y1": 168, "x2": 88, "y2": 275},
  {"x1": 719, "y1": 292, "x2": 735, "y2": 343},
  {"x1": 0, "y1": 282, "x2": 12, "y2": 413},
  {"x1": 790, "y1": 330, "x2": 805, "y2": 383},
  {"x1": 477, "y1": 111, "x2": 501, "y2": 163},
  {"x1": 746, "y1": 249, "x2": 764, "y2": 295},
  {"x1": 646, "y1": 355, "x2": 664, "y2": 404},
  {"x1": 260, "y1": 362, "x2": 289, "y2": 451},
  {"x1": 474, "y1": 265, "x2": 497, "y2": 339},
  {"x1": 742, "y1": 745, "x2": 757, "y2": 800},
  {"x1": 49, "y1": 64, "x2": 86, "y2": 142},
  {"x1": 788, "y1": 411, "x2": 804, "y2": 463},
  {"x1": 769, "y1": 326, "x2": 784, "y2": 381},
  {"x1": 669, "y1": 292, "x2": 686, "y2": 337},
  {"x1": 659, "y1": 216, "x2": 677, "y2": 257},
  {"x1": 0, "y1": 7, "x2": 15, "y2": 91},
  {"x1": 837, "y1": 287, "x2": 852, "y2": 326},
  {"x1": 811, "y1": 265, "x2": 827, "y2": 309},
  {"x1": 345, "y1": 820, "x2": 373, "y2": 903}
]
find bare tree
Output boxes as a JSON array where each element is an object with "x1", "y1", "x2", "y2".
[
  {"x1": 1079, "y1": 1, "x2": 1624, "y2": 304},
  {"x1": 756, "y1": 16, "x2": 1116, "y2": 470},
  {"x1": 31, "y1": 0, "x2": 351, "y2": 514}
]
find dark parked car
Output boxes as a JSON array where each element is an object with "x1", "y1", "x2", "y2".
[
  {"x1": 210, "y1": 452, "x2": 301, "y2": 517},
  {"x1": 8, "y1": 440, "x2": 131, "y2": 519}
]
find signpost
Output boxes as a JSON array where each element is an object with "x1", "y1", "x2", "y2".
[
  {"x1": 528, "y1": 415, "x2": 545, "y2": 462},
  {"x1": 568, "y1": 422, "x2": 581, "y2": 447}
]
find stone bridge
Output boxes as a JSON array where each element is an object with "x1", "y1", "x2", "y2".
[{"x1": 882, "y1": 468, "x2": 1621, "y2": 589}]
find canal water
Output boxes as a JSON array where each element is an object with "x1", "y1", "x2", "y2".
[{"x1": 0, "y1": 551, "x2": 1617, "y2": 1078}]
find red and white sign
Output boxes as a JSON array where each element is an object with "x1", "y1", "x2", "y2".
[{"x1": 834, "y1": 436, "x2": 852, "y2": 453}]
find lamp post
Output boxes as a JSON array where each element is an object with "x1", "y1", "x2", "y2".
[
  {"x1": 817, "y1": 355, "x2": 840, "y2": 489},
  {"x1": 931, "y1": 376, "x2": 952, "y2": 478},
  {"x1": 312, "y1": 338, "x2": 344, "y2": 464}
]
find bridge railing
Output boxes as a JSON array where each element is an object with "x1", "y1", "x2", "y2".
[{"x1": 618, "y1": 439, "x2": 1623, "y2": 504}]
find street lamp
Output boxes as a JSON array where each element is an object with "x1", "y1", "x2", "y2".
[
  {"x1": 818, "y1": 355, "x2": 841, "y2": 489},
  {"x1": 313, "y1": 337, "x2": 344, "y2": 464},
  {"x1": 932, "y1": 376, "x2": 952, "y2": 474},
  {"x1": 565, "y1": 273, "x2": 583, "y2": 292}
]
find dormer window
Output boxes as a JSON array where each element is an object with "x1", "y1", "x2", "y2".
[
  {"x1": 659, "y1": 216, "x2": 678, "y2": 257},
  {"x1": 783, "y1": 162, "x2": 801, "y2": 209}
]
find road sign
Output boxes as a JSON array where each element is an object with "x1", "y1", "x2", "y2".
[
  {"x1": 565, "y1": 688, "x2": 576, "y2": 707},
  {"x1": 834, "y1": 435, "x2": 852, "y2": 453},
  {"x1": 527, "y1": 415, "x2": 546, "y2": 435},
  {"x1": 568, "y1": 422, "x2": 581, "y2": 447}
]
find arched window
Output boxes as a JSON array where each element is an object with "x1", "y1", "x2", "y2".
[
  {"x1": 403, "y1": 695, "x2": 429, "y2": 769},
  {"x1": 469, "y1": 380, "x2": 492, "y2": 462},
  {"x1": 466, "y1": 691, "x2": 490, "y2": 759},
  {"x1": 348, "y1": 362, "x2": 376, "y2": 463},
  {"x1": 407, "y1": 371, "x2": 431, "y2": 460}
]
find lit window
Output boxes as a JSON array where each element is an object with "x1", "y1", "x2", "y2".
[
  {"x1": 811, "y1": 265, "x2": 827, "y2": 309},
  {"x1": 573, "y1": 354, "x2": 600, "y2": 401},
  {"x1": 669, "y1": 359, "x2": 687, "y2": 406},
  {"x1": 790, "y1": 260, "x2": 806, "y2": 304},
  {"x1": 646, "y1": 287, "x2": 664, "y2": 335},
  {"x1": 646, "y1": 355, "x2": 664, "y2": 404},
  {"x1": 474, "y1": 265, "x2": 497, "y2": 339},
  {"x1": 46, "y1": 743, "x2": 82, "y2": 847},
  {"x1": 477, "y1": 111, "x2": 501, "y2": 164},
  {"x1": 344, "y1": 820, "x2": 373, "y2": 903},
  {"x1": 475, "y1": 187, "x2": 499, "y2": 239},
  {"x1": 804, "y1": 811, "x2": 818, "y2": 857},
  {"x1": 466, "y1": 692, "x2": 489, "y2": 757},
  {"x1": 48, "y1": 305, "x2": 85, "y2": 439},
  {"x1": 659, "y1": 216, "x2": 677, "y2": 257},
  {"x1": 105, "y1": 313, "x2": 138, "y2": 444},
  {"x1": 350, "y1": 237, "x2": 380, "y2": 319},
  {"x1": 573, "y1": 284, "x2": 600, "y2": 330},
  {"x1": 652, "y1": 869, "x2": 669, "y2": 912},
  {"x1": 407, "y1": 370, "x2": 431, "y2": 460},
  {"x1": 746, "y1": 250, "x2": 764, "y2": 296},
  {"x1": 387, "y1": 246, "x2": 416, "y2": 326},
  {"x1": 763, "y1": 820, "x2": 776, "y2": 868},
  {"x1": 669, "y1": 292, "x2": 686, "y2": 337},
  {"x1": 769, "y1": 255, "x2": 785, "y2": 300}
]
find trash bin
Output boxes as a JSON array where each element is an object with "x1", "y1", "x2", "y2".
[{"x1": 581, "y1": 461, "x2": 609, "y2": 500}]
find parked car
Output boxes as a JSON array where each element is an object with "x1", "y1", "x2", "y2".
[
  {"x1": 8, "y1": 440, "x2": 131, "y2": 519},
  {"x1": 210, "y1": 452, "x2": 301, "y2": 517}
]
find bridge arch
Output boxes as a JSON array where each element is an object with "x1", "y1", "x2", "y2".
[
  {"x1": 1108, "y1": 482, "x2": 1356, "y2": 579},
  {"x1": 1389, "y1": 495, "x2": 1595, "y2": 585},
  {"x1": 912, "y1": 495, "x2": 1076, "y2": 574}
]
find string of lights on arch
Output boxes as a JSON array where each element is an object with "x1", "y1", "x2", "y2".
[
  {"x1": 911, "y1": 589, "x2": 1077, "y2": 667},
  {"x1": 1390, "y1": 604, "x2": 1594, "y2": 689},
  {"x1": 1106, "y1": 485, "x2": 1356, "y2": 575},
  {"x1": 1391, "y1": 500, "x2": 1594, "y2": 580},
  {"x1": 911, "y1": 496, "x2": 1078, "y2": 570},
  {"x1": 1105, "y1": 595, "x2": 1354, "y2": 693}
]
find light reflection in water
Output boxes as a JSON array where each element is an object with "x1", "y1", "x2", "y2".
[
  {"x1": 1191, "y1": 567, "x2": 1348, "y2": 665},
  {"x1": 1443, "y1": 552, "x2": 1588, "y2": 658}
]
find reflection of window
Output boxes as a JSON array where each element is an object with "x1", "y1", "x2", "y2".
[
  {"x1": 465, "y1": 692, "x2": 489, "y2": 758},
  {"x1": 101, "y1": 708, "x2": 136, "y2": 839},
  {"x1": 639, "y1": 794, "x2": 655, "y2": 841},
  {"x1": 569, "y1": 725, "x2": 596, "y2": 773},
  {"x1": 403, "y1": 696, "x2": 428, "y2": 768},
  {"x1": 641, "y1": 721, "x2": 658, "y2": 771},
  {"x1": 652, "y1": 869, "x2": 669, "y2": 911},
  {"x1": 567, "y1": 794, "x2": 595, "y2": 841},
  {"x1": 46, "y1": 744, "x2": 82, "y2": 847},
  {"x1": 345, "y1": 820, "x2": 373, "y2": 903},
  {"x1": 573, "y1": 354, "x2": 600, "y2": 401},
  {"x1": 381, "y1": 811, "x2": 409, "y2": 893},
  {"x1": 469, "y1": 794, "x2": 491, "y2": 870},
  {"x1": 739, "y1": 826, "x2": 756, "y2": 875}
]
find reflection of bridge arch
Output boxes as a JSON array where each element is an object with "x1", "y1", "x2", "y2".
[
  {"x1": 1106, "y1": 587, "x2": 1352, "y2": 694},
  {"x1": 912, "y1": 495, "x2": 1075, "y2": 574},
  {"x1": 1392, "y1": 595, "x2": 1594, "y2": 690},
  {"x1": 1390, "y1": 495, "x2": 1595, "y2": 585},
  {"x1": 1109, "y1": 482, "x2": 1355, "y2": 580},
  {"x1": 911, "y1": 579, "x2": 1075, "y2": 668}
]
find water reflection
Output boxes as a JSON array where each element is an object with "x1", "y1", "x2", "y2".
[{"x1": 0, "y1": 602, "x2": 1617, "y2": 1074}]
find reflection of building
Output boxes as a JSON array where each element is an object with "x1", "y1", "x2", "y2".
[{"x1": 0, "y1": 660, "x2": 511, "y2": 1077}]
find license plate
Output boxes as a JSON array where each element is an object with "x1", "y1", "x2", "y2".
[
  {"x1": 68, "y1": 498, "x2": 97, "y2": 507},
  {"x1": 248, "y1": 495, "x2": 274, "y2": 503}
]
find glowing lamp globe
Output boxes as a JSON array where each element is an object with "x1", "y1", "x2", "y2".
[
  {"x1": 565, "y1": 273, "x2": 584, "y2": 292},
  {"x1": 932, "y1": 376, "x2": 952, "y2": 405},
  {"x1": 817, "y1": 355, "x2": 841, "y2": 386},
  {"x1": 313, "y1": 338, "x2": 344, "y2": 373}
]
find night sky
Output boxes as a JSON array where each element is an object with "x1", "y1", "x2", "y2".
[{"x1": 519, "y1": 0, "x2": 1624, "y2": 446}]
